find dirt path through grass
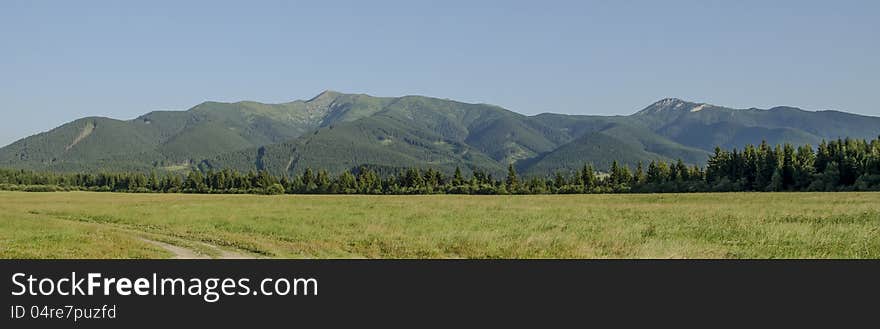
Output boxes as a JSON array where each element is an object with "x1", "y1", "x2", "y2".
[
  {"x1": 137, "y1": 237, "x2": 208, "y2": 259},
  {"x1": 32, "y1": 210, "x2": 260, "y2": 259},
  {"x1": 136, "y1": 236, "x2": 255, "y2": 259}
]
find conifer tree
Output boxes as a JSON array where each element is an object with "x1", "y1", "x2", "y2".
[
  {"x1": 609, "y1": 161, "x2": 622, "y2": 185},
  {"x1": 782, "y1": 144, "x2": 796, "y2": 188},
  {"x1": 582, "y1": 164, "x2": 596, "y2": 190},
  {"x1": 634, "y1": 162, "x2": 646, "y2": 184},
  {"x1": 553, "y1": 172, "x2": 565, "y2": 189},
  {"x1": 506, "y1": 164, "x2": 519, "y2": 190},
  {"x1": 453, "y1": 167, "x2": 464, "y2": 186}
]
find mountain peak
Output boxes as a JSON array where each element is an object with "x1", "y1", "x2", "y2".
[
  {"x1": 649, "y1": 97, "x2": 694, "y2": 109},
  {"x1": 308, "y1": 90, "x2": 342, "y2": 102},
  {"x1": 654, "y1": 97, "x2": 687, "y2": 106},
  {"x1": 636, "y1": 98, "x2": 708, "y2": 114}
]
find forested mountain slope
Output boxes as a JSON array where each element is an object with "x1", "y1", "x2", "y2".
[{"x1": 2, "y1": 91, "x2": 877, "y2": 177}]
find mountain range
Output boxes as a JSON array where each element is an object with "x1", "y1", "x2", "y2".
[{"x1": 2, "y1": 91, "x2": 878, "y2": 176}]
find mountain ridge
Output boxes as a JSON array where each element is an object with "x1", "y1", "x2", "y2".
[{"x1": 2, "y1": 91, "x2": 878, "y2": 176}]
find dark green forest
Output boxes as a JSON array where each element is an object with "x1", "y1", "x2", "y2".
[{"x1": 2, "y1": 137, "x2": 879, "y2": 195}]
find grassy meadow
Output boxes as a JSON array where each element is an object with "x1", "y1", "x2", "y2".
[{"x1": 0, "y1": 191, "x2": 878, "y2": 259}]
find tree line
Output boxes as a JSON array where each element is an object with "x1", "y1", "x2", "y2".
[{"x1": 2, "y1": 137, "x2": 879, "y2": 194}]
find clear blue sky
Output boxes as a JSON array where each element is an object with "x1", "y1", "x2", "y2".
[{"x1": 2, "y1": 0, "x2": 878, "y2": 146}]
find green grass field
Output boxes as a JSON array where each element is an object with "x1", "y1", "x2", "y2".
[{"x1": 1, "y1": 191, "x2": 878, "y2": 259}]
